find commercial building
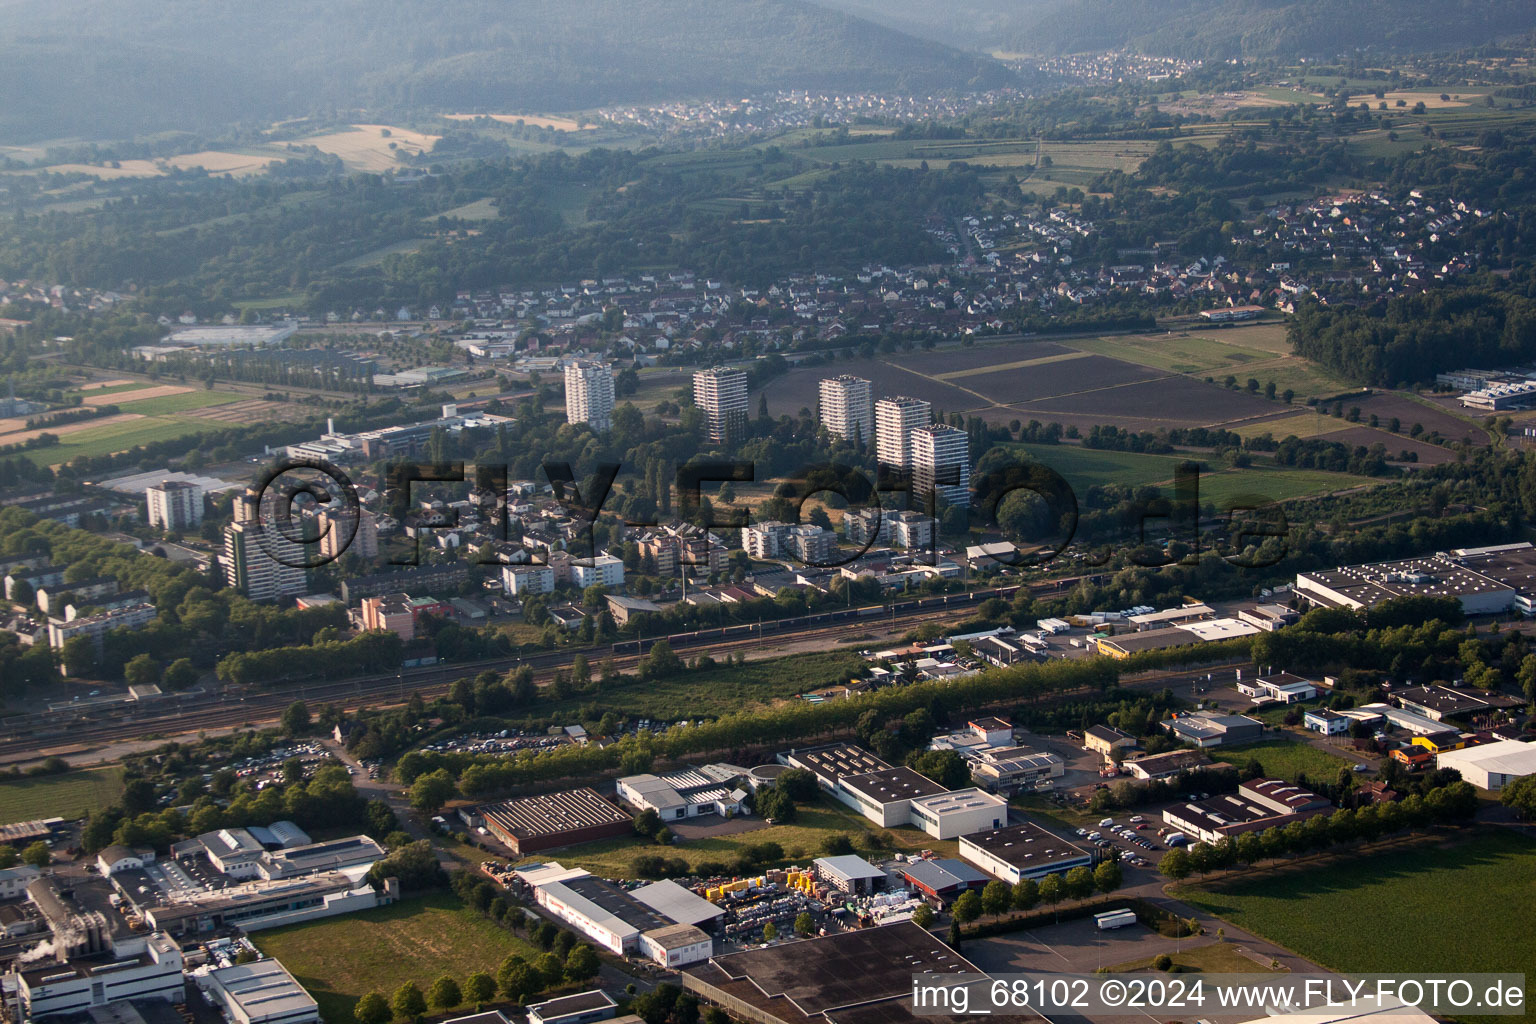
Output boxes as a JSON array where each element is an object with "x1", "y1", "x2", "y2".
[
  {"x1": 1294, "y1": 544, "x2": 1536, "y2": 616},
  {"x1": 616, "y1": 768, "x2": 746, "y2": 821},
  {"x1": 476, "y1": 789, "x2": 633, "y2": 855},
  {"x1": 873, "y1": 396, "x2": 930, "y2": 472},
  {"x1": 811, "y1": 855, "x2": 886, "y2": 896},
  {"x1": 224, "y1": 521, "x2": 308, "y2": 602},
  {"x1": 196, "y1": 959, "x2": 319, "y2": 1024},
  {"x1": 1237, "y1": 672, "x2": 1319, "y2": 704},
  {"x1": 906, "y1": 789, "x2": 1007, "y2": 840},
  {"x1": 968, "y1": 747, "x2": 1065, "y2": 793},
  {"x1": 1162, "y1": 779, "x2": 1330, "y2": 844},
  {"x1": 680, "y1": 921, "x2": 990, "y2": 1024},
  {"x1": 818, "y1": 376, "x2": 873, "y2": 445},
  {"x1": 146, "y1": 479, "x2": 203, "y2": 530},
  {"x1": 899, "y1": 858, "x2": 988, "y2": 902},
  {"x1": 910, "y1": 424, "x2": 970, "y2": 510},
  {"x1": 693, "y1": 367, "x2": 749, "y2": 444},
  {"x1": 1161, "y1": 710, "x2": 1264, "y2": 748},
  {"x1": 1393, "y1": 684, "x2": 1510, "y2": 722},
  {"x1": 958, "y1": 820, "x2": 1093, "y2": 884},
  {"x1": 1434, "y1": 739, "x2": 1536, "y2": 790},
  {"x1": 1304, "y1": 708, "x2": 1350, "y2": 735},
  {"x1": 565, "y1": 360, "x2": 616, "y2": 432},
  {"x1": 1237, "y1": 604, "x2": 1299, "y2": 631}
]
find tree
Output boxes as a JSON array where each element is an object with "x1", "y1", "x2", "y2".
[
  {"x1": 1160, "y1": 848, "x2": 1192, "y2": 881},
  {"x1": 1037, "y1": 874, "x2": 1063, "y2": 907},
  {"x1": 1063, "y1": 866, "x2": 1095, "y2": 900},
  {"x1": 980, "y1": 880, "x2": 1012, "y2": 917},
  {"x1": 912, "y1": 903, "x2": 936, "y2": 928},
  {"x1": 1153, "y1": 954, "x2": 1173, "y2": 972},
  {"x1": 762, "y1": 922, "x2": 778, "y2": 942},
  {"x1": 463, "y1": 973, "x2": 495, "y2": 1007},
  {"x1": 426, "y1": 976, "x2": 461, "y2": 1011},
  {"x1": 634, "y1": 808, "x2": 663, "y2": 837},
  {"x1": 124, "y1": 653, "x2": 160, "y2": 687},
  {"x1": 497, "y1": 957, "x2": 539, "y2": 1002},
  {"x1": 281, "y1": 700, "x2": 311, "y2": 736},
  {"x1": 1093, "y1": 859, "x2": 1123, "y2": 894},
  {"x1": 794, "y1": 912, "x2": 816, "y2": 937},
  {"x1": 1500, "y1": 774, "x2": 1536, "y2": 821},
  {"x1": 60, "y1": 635, "x2": 96, "y2": 677},
  {"x1": 1011, "y1": 878, "x2": 1039, "y2": 911},
  {"x1": 20, "y1": 841, "x2": 50, "y2": 868},
  {"x1": 0, "y1": 846, "x2": 16, "y2": 869},
  {"x1": 354, "y1": 993, "x2": 391, "y2": 1024},
  {"x1": 907, "y1": 749, "x2": 971, "y2": 789},
  {"x1": 162, "y1": 658, "x2": 198, "y2": 691},
  {"x1": 390, "y1": 982, "x2": 426, "y2": 1022},
  {"x1": 534, "y1": 952, "x2": 564, "y2": 988},
  {"x1": 409, "y1": 769, "x2": 457, "y2": 812},
  {"x1": 564, "y1": 944, "x2": 600, "y2": 984},
  {"x1": 951, "y1": 890, "x2": 982, "y2": 924}
]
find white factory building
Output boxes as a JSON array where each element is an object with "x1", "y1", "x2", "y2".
[
  {"x1": 16, "y1": 933, "x2": 185, "y2": 1020},
  {"x1": 196, "y1": 959, "x2": 320, "y2": 1024},
  {"x1": 1435, "y1": 739, "x2": 1536, "y2": 790},
  {"x1": 906, "y1": 789, "x2": 1008, "y2": 840}
]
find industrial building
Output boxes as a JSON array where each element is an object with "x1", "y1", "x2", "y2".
[
  {"x1": 475, "y1": 789, "x2": 633, "y2": 855},
  {"x1": 1434, "y1": 739, "x2": 1536, "y2": 790},
  {"x1": 1162, "y1": 779, "x2": 1330, "y2": 844},
  {"x1": 906, "y1": 789, "x2": 1007, "y2": 840},
  {"x1": 812, "y1": 855, "x2": 887, "y2": 896},
  {"x1": 1393, "y1": 685, "x2": 1519, "y2": 722},
  {"x1": 899, "y1": 858, "x2": 988, "y2": 903},
  {"x1": 527, "y1": 991, "x2": 619, "y2": 1024},
  {"x1": 196, "y1": 959, "x2": 319, "y2": 1024},
  {"x1": 779, "y1": 744, "x2": 890, "y2": 794},
  {"x1": 1161, "y1": 710, "x2": 1264, "y2": 748},
  {"x1": 519, "y1": 867, "x2": 713, "y2": 966},
  {"x1": 1304, "y1": 708, "x2": 1350, "y2": 735},
  {"x1": 1357, "y1": 702, "x2": 1459, "y2": 739},
  {"x1": 967, "y1": 747, "x2": 1065, "y2": 794},
  {"x1": 1084, "y1": 724, "x2": 1138, "y2": 761},
  {"x1": 1122, "y1": 749, "x2": 1219, "y2": 780},
  {"x1": 958, "y1": 821, "x2": 1094, "y2": 884},
  {"x1": 1294, "y1": 543, "x2": 1536, "y2": 615},
  {"x1": 835, "y1": 767, "x2": 949, "y2": 827},
  {"x1": 629, "y1": 880, "x2": 726, "y2": 931},
  {"x1": 616, "y1": 768, "x2": 746, "y2": 821},
  {"x1": 680, "y1": 921, "x2": 992, "y2": 1024},
  {"x1": 16, "y1": 932, "x2": 185, "y2": 1020}
]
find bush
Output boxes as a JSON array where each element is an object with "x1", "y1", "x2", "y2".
[{"x1": 1153, "y1": 954, "x2": 1173, "y2": 972}]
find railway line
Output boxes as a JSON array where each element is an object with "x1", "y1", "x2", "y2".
[{"x1": 0, "y1": 595, "x2": 1004, "y2": 761}]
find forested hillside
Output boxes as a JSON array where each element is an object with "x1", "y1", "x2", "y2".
[
  {"x1": 0, "y1": 0, "x2": 1010, "y2": 141},
  {"x1": 813, "y1": 0, "x2": 1536, "y2": 57}
]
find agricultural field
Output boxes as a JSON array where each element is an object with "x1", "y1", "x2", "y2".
[
  {"x1": 540, "y1": 651, "x2": 868, "y2": 720},
  {"x1": 111, "y1": 390, "x2": 246, "y2": 415},
  {"x1": 1192, "y1": 464, "x2": 1377, "y2": 506},
  {"x1": 295, "y1": 124, "x2": 439, "y2": 173},
  {"x1": 538, "y1": 795, "x2": 960, "y2": 879},
  {"x1": 1172, "y1": 831, "x2": 1536, "y2": 984},
  {"x1": 1008, "y1": 442, "x2": 1195, "y2": 492},
  {"x1": 254, "y1": 892, "x2": 539, "y2": 1023},
  {"x1": 1207, "y1": 740, "x2": 1352, "y2": 783},
  {"x1": 1065, "y1": 332, "x2": 1275, "y2": 375},
  {"x1": 0, "y1": 766, "x2": 126, "y2": 825}
]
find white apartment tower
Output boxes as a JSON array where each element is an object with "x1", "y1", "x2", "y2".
[
  {"x1": 875, "y1": 396, "x2": 931, "y2": 471},
  {"x1": 818, "y1": 376, "x2": 873, "y2": 445},
  {"x1": 693, "y1": 367, "x2": 749, "y2": 445},
  {"x1": 912, "y1": 424, "x2": 971, "y2": 510},
  {"x1": 564, "y1": 359, "x2": 615, "y2": 432},
  {"x1": 224, "y1": 520, "x2": 309, "y2": 602},
  {"x1": 146, "y1": 479, "x2": 203, "y2": 530}
]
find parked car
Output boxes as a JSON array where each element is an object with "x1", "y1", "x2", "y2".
[{"x1": 1098, "y1": 818, "x2": 1114, "y2": 827}]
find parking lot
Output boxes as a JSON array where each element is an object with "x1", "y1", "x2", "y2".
[{"x1": 965, "y1": 914, "x2": 1204, "y2": 974}]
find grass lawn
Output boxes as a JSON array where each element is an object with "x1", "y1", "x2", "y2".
[
  {"x1": 114, "y1": 391, "x2": 244, "y2": 415},
  {"x1": 1009, "y1": 443, "x2": 1194, "y2": 492},
  {"x1": 1171, "y1": 830, "x2": 1536, "y2": 981},
  {"x1": 1106, "y1": 940, "x2": 1285, "y2": 974},
  {"x1": 1207, "y1": 740, "x2": 1351, "y2": 783},
  {"x1": 25, "y1": 416, "x2": 212, "y2": 466},
  {"x1": 1194, "y1": 464, "x2": 1377, "y2": 506},
  {"x1": 253, "y1": 892, "x2": 540, "y2": 1023},
  {"x1": 543, "y1": 651, "x2": 867, "y2": 720},
  {"x1": 541, "y1": 796, "x2": 958, "y2": 879},
  {"x1": 0, "y1": 766, "x2": 125, "y2": 824},
  {"x1": 1066, "y1": 333, "x2": 1273, "y2": 375}
]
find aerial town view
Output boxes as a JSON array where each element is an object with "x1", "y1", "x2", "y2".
[{"x1": 0, "y1": 3, "x2": 1535, "y2": 1024}]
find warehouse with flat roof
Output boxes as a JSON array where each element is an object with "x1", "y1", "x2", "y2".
[
  {"x1": 1435, "y1": 739, "x2": 1536, "y2": 790},
  {"x1": 836, "y1": 767, "x2": 949, "y2": 827},
  {"x1": 478, "y1": 789, "x2": 633, "y2": 854},
  {"x1": 906, "y1": 789, "x2": 1007, "y2": 839},
  {"x1": 779, "y1": 743, "x2": 890, "y2": 793},
  {"x1": 197, "y1": 959, "x2": 318, "y2": 1024},
  {"x1": 959, "y1": 821, "x2": 1093, "y2": 884}
]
